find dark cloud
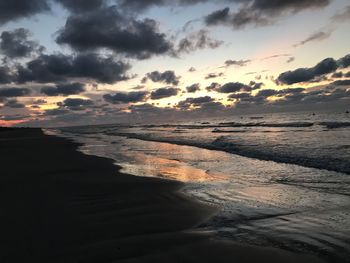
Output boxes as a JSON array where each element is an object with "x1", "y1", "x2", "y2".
[
  {"x1": 32, "y1": 99, "x2": 47, "y2": 105},
  {"x1": 277, "y1": 57, "x2": 339, "y2": 85},
  {"x1": 0, "y1": 0, "x2": 50, "y2": 25},
  {"x1": 205, "y1": 1, "x2": 330, "y2": 29},
  {"x1": 103, "y1": 91, "x2": 149, "y2": 104},
  {"x1": 199, "y1": 101, "x2": 225, "y2": 112},
  {"x1": 293, "y1": 31, "x2": 331, "y2": 47},
  {"x1": 249, "y1": 81, "x2": 264, "y2": 90},
  {"x1": 176, "y1": 29, "x2": 223, "y2": 54},
  {"x1": 205, "y1": 72, "x2": 224, "y2": 79},
  {"x1": 56, "y1": 6, "x2": 172, "y2": 59},
  {"x1": 338, "y1": 54, "x2": 350, "y2": 68},
  {"x1": 332, "y1": 79, "x2": 350, "y2": 86},
  {"x1": 44, "y1": 108, "x2": 70, "y2": 116},
  {"x1": 272, "y1": 86, "x2": 349, "y2": 106},
  {"x1": 16, "y1": 53, "x2": 130, "y2": 84},
  {"x1": 55, "y1": 0, "x2": 105, "y2": 13},
  {"x1": 0, "y1": 114, "x2": 29, "y2": 121},
  {"x1": 57, "y1": 98, "x2": 94, "y2": 111},
  {"x1": 177, "y1": 96, "x2": 214, "y2": 109},
  {"x1": 332, "y1": 72, "x2": 343, "y2": 78},
  {"x1": 206, "y1": 82, "x2": 221, "y2": 91},
  {"x1": 228, "y1": 92, "x2": 252, "y2": 100},
  {"x1": 0, "y1": 28, "x2": 43, "y2": 58},
  {"x1": 117, "y1": 0, "x2": 209, "y2": 12},
  {"x1": 0, "y1": 67, "x2": 14, "y2": 84},
  {"x1": 41, "y1": 83, "x2": 86, "y2": 96},
  {"x1": 232, "y1": 87, "x2": 308, "y2": 107},
  {"x1": 225, "y1": 59, "x2": 251, "y2": 67},
  {"x1": 0, "y1": 87, "x2": 31, "y2": 98},
  {"x1": 256, "y1": 89, "x2": 278, "y2": 97},
  {"x1": 186, "y1": 83, "x2": 200, "y2": 93},
  {"x1": 150, "y1": 87, "x2": 179, "y2": 100},
  {"x1": 2, "y1": 99, "x2": 25, "y2": 108},
  {"x1": 142, "y1": 70, "x2": 180, "y2": 85},
  {"x1": 216, "y1": 82, "x2": 252, "y2": 93},
  {"x1": 204, "y1": 7, "x2": 230, "y2": 26},
  {"x1": 117, "y1": 0, "x2": 165, "y2": 11}
]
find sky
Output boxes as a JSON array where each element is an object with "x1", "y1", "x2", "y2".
[{"x1": 0, "y1": 0, "x2": 349, "y2": 127}]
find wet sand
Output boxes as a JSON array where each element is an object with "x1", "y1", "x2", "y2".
[{"x1": 0, "y1": 128, "x2": 324, "y2": 262}]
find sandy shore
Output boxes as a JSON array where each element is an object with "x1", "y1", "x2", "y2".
[{"x1": 0, "y1": 128, "x2": 324, "y2": 262}]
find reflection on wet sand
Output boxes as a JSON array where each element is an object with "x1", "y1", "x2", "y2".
[{"x1": 120, "y1": 143, "x2": 227, "y2": 182}]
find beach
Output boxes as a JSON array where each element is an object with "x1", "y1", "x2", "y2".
[{"x1": 0, "y1": 127, "x2": 325, "y2": 262}]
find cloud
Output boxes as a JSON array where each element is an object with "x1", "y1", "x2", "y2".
[
  {"x1": 16, "y1": 53, "x2": 130, "y2": 84},
  {"x1": 0, "y1": 28, "x2": 43, "y2": 58},
  {"x1": 32, "y1": 99, "x2": 47, "y2": 105},
  {"x1": 186, "y1": 83, "x2": 200, "y2": 93},
  {"x1": 0, "y1": 67, "x2": 14, "y2": 84},
  {"x1": 0, "y1": 87, "x2": 31, "y2": 98},
  {"x1": 132, "y1": 85, "x2": 146, "y2": 90},
  {"x1": 205, "y1": 0, "x2": 330, "y2": 29},
  {"x1": 225, "y1": 59, "x2": 251, "y2": 67},
  {"x1": 44, "y1": 108, "x2": 70, "y2": 116},
  {"x1": 228, "y1": 92, "x2": 252, "y2": 100},
  {"x1": 261, "y1": 53, "x2": 290, "y2": 61},
  {"x1": 177, "y1": 96, "x2": 214, "y2": 109},
  {"x1": 206, "y1": 82, "x2": 221, "y2": 91},
  {"x1": 0, "y1": 114, "x2": 29, "y2": 121},
  {"x1": 142, "y1": 70, "x2": 180, "y2": 85},
  {"x1": 0, "y1": 0, "x2": 50, "y2": 25},
  {"x1": 150, "y1": 87, "x2": 180, "y2": 100},
  {"x1": 277, "y1": 56, "x2": 345, "y2": 85},
  {"x1": 331, "y1": 79, "x2": 350, "y2": 86},
  {"x1": 57, "y1": 98, "x2": 94, "y2": 111},
  {"x1": 176, "y1": 29, "x2": 223, "y2": 54},
  {"x1": 103, "y1": 91, "x2": 149, "y2": 104},
  {"x1": 117, "y1": 0, "x2": 166, "y2": 11},
  {"x1": 55, "y1": 0, "x2": 105, "y2": 13},
  {"x1": 332, "y1": 72, "x2": 343, "y2": 78},
  {"x1": 286, "y1": 57, "x2": 295, "y2": 63},
  {"x1": 41, "y1": 83, "x2": 86, "y2": 96},
  {"x1": 205, "y1": 7, "x2": 230, "y2": 26},
  {"x1": 2, "y1": 99, "x2": 25, "y2": 108},
  {"x1": 205, "y1": 72, "x2": 224, "y2": 79},
  {"x1": 338, "y1": 54, "x2": 350, "y2": 68},
  {"x1": 249, "y1": 80, "x2": 264, "y2": 90},
  {"x1": 272, "y1": 86, "x2": 349, "y2": 106},
  {"x1": 232, "y1": 87, "x2": 308, "y2": 106},
  {"x1": 293, "y1": 31, "x2": 332, "y2": 47},
  {"x1": 216, "y1": 82, "x2": 253, "y2": 93},
  {"x1": 117, "y1": 0, "x2": 210, "y2": 12},
  {"x1": 332, "y1": 5, "x2": 350, "y2": 22},
  {"x1": 56, "y1": 6, "x2": 172, "y2": 59}
]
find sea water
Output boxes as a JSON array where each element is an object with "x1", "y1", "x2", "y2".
[{"x1": 47, "y1": 111, "x2": 350, "y2": 262}]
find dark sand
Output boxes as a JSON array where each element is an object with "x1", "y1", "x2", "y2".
[{"x1": 0, "y1": 128, "x2": 325, "y2": 262}]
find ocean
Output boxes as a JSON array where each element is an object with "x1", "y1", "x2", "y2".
[{"x1": 46, "y1": 111, "x2": 350, "y2": 262}]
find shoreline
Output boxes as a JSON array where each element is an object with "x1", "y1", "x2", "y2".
[{"x1": 0, "y1": 128, "x2": 325, "y2": 262}]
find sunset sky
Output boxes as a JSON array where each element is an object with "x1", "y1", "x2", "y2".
[{"x1": 0, "y1": 0, "x2": 349, "y2": 127}]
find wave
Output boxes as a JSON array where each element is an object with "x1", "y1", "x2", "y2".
[
  {"x1": 218, "y1": 122, "x2": 315, "y2": 128},
  {"x1": 318, "y1": 122, "x2": 350, "y2": 129},
  {"x1": 135, "y1": 121, "x2": 350, "y2": 130},
  {"x1": 110, "y1": 132, "x2": 350, "y2": 175}
]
